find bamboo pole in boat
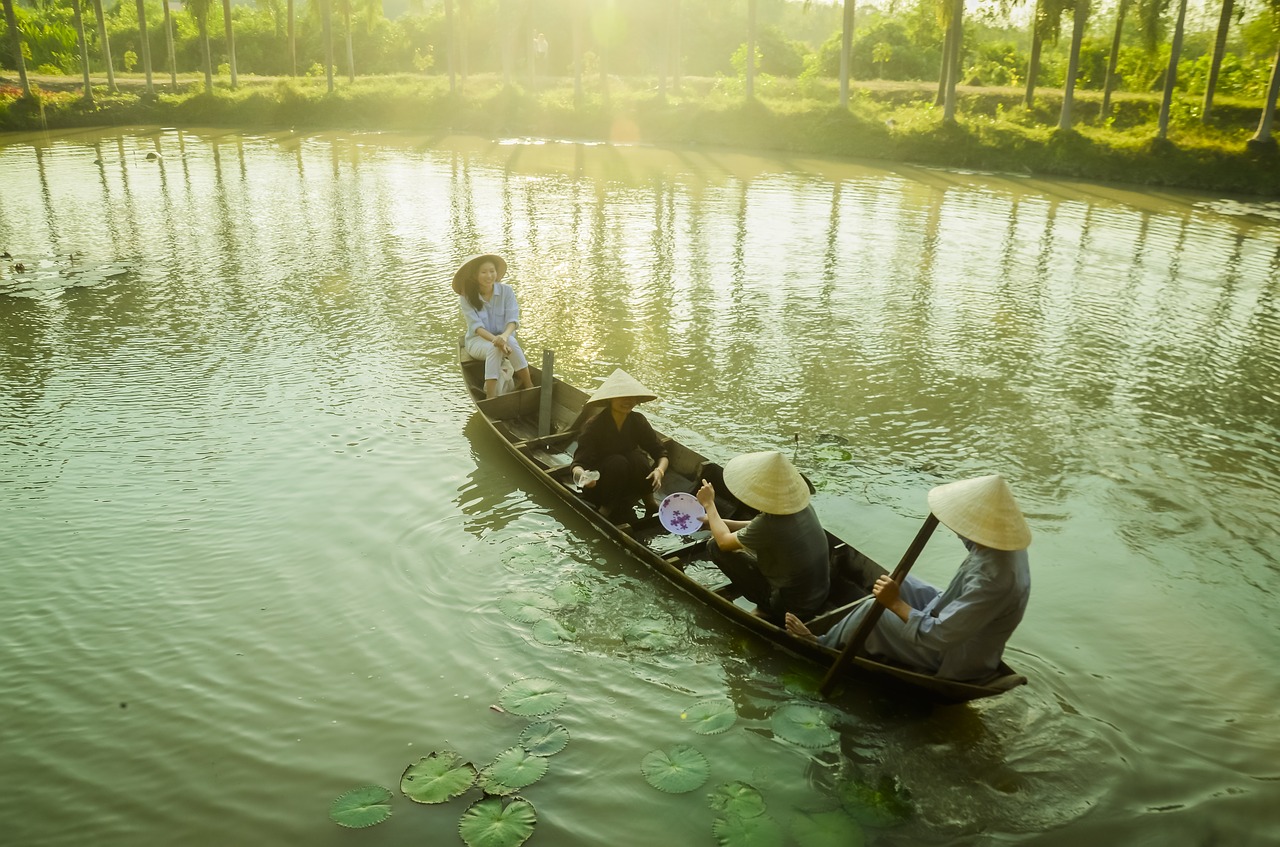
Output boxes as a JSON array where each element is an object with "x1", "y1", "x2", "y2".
[
  {"x1": 538, "y1": 349, "x2": 555, "y2": 436},
  {"x1": 819, "y1": 513, "x2": 939, "y2": 695}
]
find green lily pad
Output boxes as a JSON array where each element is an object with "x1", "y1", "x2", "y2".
[
  {"x1": 499, "y1": 591, "x2": 558, "y2": 623},
  {"x1": 641, "y1": 744, "x2": 710, "y2": 794},
  {"x1": 401, "y1": 751, "x2": 477, "y2": 804},
  {"x1": 770, "y1": 703, "x2": 838, "y2": 749},
  {"x1": 328, "y1": 785, "x2": 392, "y2": 829},
  {"x1": 499, "y1": 678, "x2": 566, "y2": 717},
  {"x1": 551, "y1": 582, "x2": 587, "y2": 608},
  {"x1": 532, "y1": 617, "x2": 576, "y2": 644},
  {"x1": 623, "y1": 618, "x2": 677, "y2": 650},
  {"x1": 780, "y1": 670, "x2": 823, "y2": 699},
  {"x1": 479, "y1": 746, "x2": 550, "y2": 794},
  {"x1": 838, "y1": 776, "x2": 912, "y2": 828},
  {"x1": 708, "y1": 781, "x2": 766, "y2": 818},
  {"x1": 682, "y1": 698, "x2": 737, "y2": 735},
  {"x1": 712, "y1": 813, "x2": 785, "y2": 847},
  {"x1": 458, "y1": 796, "x2": 537, "y2": 847},
  {"x1": 790, "y1": 809, "x2": 866, "y2": 847},
  {"x1": 519, "y1": 722, "x2": 570, "y2": 756}
]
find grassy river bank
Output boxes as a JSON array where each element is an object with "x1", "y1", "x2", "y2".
[{"x1": 3, "y1": 72, "x2": 1278, "y2": 195}]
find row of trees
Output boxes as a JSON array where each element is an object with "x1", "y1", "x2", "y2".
[{"x1": 3, "y1": 0, "x2": 1280, "y2": 141}]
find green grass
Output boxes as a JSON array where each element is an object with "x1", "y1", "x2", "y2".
[{"x1": 3, "y1": 72, "x2": 1277, "y2": 194}]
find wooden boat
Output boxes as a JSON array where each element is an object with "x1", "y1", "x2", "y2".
[{"x1": 459, "y1": 347, "x2": 1027, "y2": 704}]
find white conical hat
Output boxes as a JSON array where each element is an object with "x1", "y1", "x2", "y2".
[
  {"x1": 927, "y1": 474, "x2": 1031, "y2": 551},
  {"x1": 586, "y1": 369, "x2": 658, "y2": 405},
  {"x1": 451, "y1": 253, "x2": 507, "y2": 294},
  {"x1": 722, "y1": 451, "x2": 811, "y2": 515}
]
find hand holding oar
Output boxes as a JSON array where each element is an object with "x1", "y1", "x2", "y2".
[{"x1": 819, "y1": 513, "x2": 939, "y2": 696}]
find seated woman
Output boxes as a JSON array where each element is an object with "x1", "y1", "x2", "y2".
[
  {"x1": 454, "y1": 253, "x2": 534, "y2": 399},
  {"x1": 570, "y1": 369, "x2": 669, "y2": 520}
]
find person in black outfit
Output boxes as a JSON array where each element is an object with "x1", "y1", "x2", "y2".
[{"x1": 570, "y1": 369, "x2": 669, "y2": 520}]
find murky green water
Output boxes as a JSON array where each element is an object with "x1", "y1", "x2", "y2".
[{"x1": 2, "y1": 128, "x2": 1277, "y2": 846}]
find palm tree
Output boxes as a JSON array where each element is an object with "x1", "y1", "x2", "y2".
[
  {"x1": 1248, "y1": 5, "x2": 1280, "y2": 146},
  {"x1": 287, "y1": 0, "x2": 296, "y2": 75},
  {"x1": 162, "y1": 0, "x2": 178, "y2": 90},
  {"x1": 1101, "y1": 0, "x2": 1131, "y2": 120},
  {"x1": 444, "y1": 0, "x2": 456, "y2": 92},
  {"x1": 839, "y1": 0, "x2": 856, "y2": 108},
  {"x1": 1201, "y1": 0, "x2": 1235, "y2": 121},
  {"x1": 187, "y1": 0, "x2": 214, "y2": 91},
  {"x1": 322, "y1": 0, "x2": 335, "y2": 92},
  {"x1": 221, "y1": 0, "x2": 238, "y2": 87},
  {"x1": 1025, "y1": 0, "x2": 1067, "y2": 109},
  {"x1": 1156, "y1": 0, "x2": 1188, "y2": 140},
  {"x1": 1058, "y1": 0, "x2": 1090, "y2": 130},
  {"x1": 134, "y1": 0, "x2": 155, "y2": 96},
  {"x1": 671, "y1": 0, "x2": 682, "y2": 91},
  {"x1": 2, "y1": 0, "x2": 30, "y2": 96},
  {"x1": 572, "y1": 0, "x2": 583, "y2": 106},
  {"x1": 89, "y1": 0, "x2": 116, "y2": 93},
  {"x1": 746, "y1": 0, "x2": 757, "y2": 99},
  {"x1": 71, "y1": 0, "x2": 93, "y2": 103},
  {"x1": 336, "y1": 0, "x2": 354, "y2": 81},
  {"x1": 941, "y1": 0, "x2": 964, "y2": 122}
]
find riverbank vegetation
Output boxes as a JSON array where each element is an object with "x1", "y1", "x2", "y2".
[{"x1": 3, "y1": 0, "x2": 1280, "y2": 193}]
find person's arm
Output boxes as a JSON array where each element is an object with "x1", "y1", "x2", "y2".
[
  {"x1": 697, "y1": 479, "x2": 743, "y2": 551},
  {"x1": 634, "y1": 415, "x2": 669, "y2": 491},
  {"x1": 896, "y1": 570, "x2": 1009, "y2": 649},
  {"x1": 496, "y1": 286, "x2": 520, "y2": 348}
]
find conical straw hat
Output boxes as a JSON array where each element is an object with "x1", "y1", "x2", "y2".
[
  {"x1": 586, "y1": 369, "x2": 658, "y2": 405},
  {"x1": 451, "y1": 253, "x2": 507, "y2": 295},
  {"x1": 722, "y1": 451, "x2": 811, "y2": 515},
  {"x1": 927, "y1": 474, "x2": 1031, "y2": 551}
]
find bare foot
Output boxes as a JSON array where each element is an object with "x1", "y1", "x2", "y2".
[{"x1": 784, "y1": 612, "x2": 818, "y2": 643}]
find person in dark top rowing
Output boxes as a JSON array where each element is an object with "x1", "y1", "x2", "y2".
[{"x1": 570, "y1": 369, "x2": 669, "y2": 520}]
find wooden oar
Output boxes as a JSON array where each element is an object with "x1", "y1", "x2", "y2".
[{"x1": 819, "y1": 513, "x2": 939, "y2": 696}]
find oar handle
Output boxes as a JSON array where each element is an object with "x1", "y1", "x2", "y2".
[{"x1": 819, "y1": 513, "x2": 940, "y2": 696}]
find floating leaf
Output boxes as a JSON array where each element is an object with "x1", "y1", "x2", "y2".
[
  {"x1": 642, "y1": 744, "x2": 710, "y2": 794},
  {"x1": 837, "y1": 776, "x2": 912, "y2": 828},
  {"x1": 623, "y1": 618, "x2": 677, "y2": 650},
  {"x1": 532, "y1": 617, "x2": 575, "y2": 644},
  {"x1": 479, "y1": 746, "x2": 549, "y2": 794},
  {"x1": 458, "y1": 796, "x2": 537, "y2": 847},
  {"x1": 780, "y1": 671, "x2": 823, "y2": 699},
  {"x1": 551, "y1": 582, "x2": 587, "y2": 608},
  {"x1": 682, "y1": 699, "x2": 737, "y2": 735},
  {"x1": 708, "y1": 781, "x2": 766, "y2": 818},
  {"x1": 519, "y1": 722, "x2": 570, "y2": 757},
  {"x1": 712, "y1": 813, "x2": 785, "y2": 847},
  {"x1": 499, "y1": 592, "x2": 557, "y2": 623},
  {"x1": 329, "y1": 785, "x2": 392, "y2": 829},
  {"x1": 770, "y1": 703, "x2": 838, "y2": 749},
  {"x1": 790, "y1": 809, "x2": 866, "y2": 847},
  {"x1": 499, "y1": 678, "x2": 566, "y2": 717},
  {"x1": 401, "y1": 751, "x2": 477, "y2": 804}
]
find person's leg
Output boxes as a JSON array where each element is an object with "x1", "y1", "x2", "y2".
[
  {"x1": 464, "y1": 336, "x2": 503, "y2": 399},
  {"x1": 582, "y1": 453, "x2": 631, "y2": 518},
  {"x1": 705, "y1": 539, "x2": 776, "y2": 619},
  {"x1": 625, "y1": 448, "x2": 658, "y2": 512},
  {"x1": 506, "y1": 336, "x2": 533, "y2": 389}
]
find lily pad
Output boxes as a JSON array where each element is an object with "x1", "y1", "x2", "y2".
[
  {"x1": 551, "y1": 582, "x2": 587, "y2": 608},
  {"x1": 499, "y1": 678, "x2": 566, "y2": 717},
  {"x1": 623, "y1": 618, "x2": 677, "y2": 650},
  {"x1": 682, "y1": 698, "x2": 737, "y2": 735},
  {"x1": 499, "y1": 591, "x2": 557, "y2": 623},
  {"x1": 401, "y1": 751, "x2": 477, "y2": 804},
  {"x1": 329, "y1": 785, "x2": 392, "y2": 829},
  {"x1": 532, "y1": 617, "x2": 576, "y2": 644},
  {"x1": 770, "y1": 703, "x2": 838, "y2": 749},
  {"x1": 838, "y1": 776, "x2": 912, "y2": 828},
  {"x1": 641, "y1": 744, "x2": 710, "y2": 794},
  {"x1": 790, "y1": 809, "x2": 865, "y2": 847},
  {"x1": 712, "y1": 813, "x2": 785, "y2": 847},
  {"x1": 458, "y1": 796, "x2": 537, "y2": 847},
  {"x1": 479, "y1": 746, "x2": 550, "y2": 795},
  {"x1": 708, "y1": 781, "x2": 766, "y2": 818},
  {"x1": 519, "y1": 722, "x2": 570, "y2": 757}
]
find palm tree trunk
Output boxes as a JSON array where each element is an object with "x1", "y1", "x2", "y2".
[
  {"x1": 322, "y1": 0, "x2": 334, "y2": 92},
  {"x1": 444, "y1": 0, "x2": 455, "y2": 93},
  {"x1": 572, "y1": 0, "x2": 583, "y2": 106},
  {"x1": 1101, "y1": 0, "x2": 1128, "y2": 120},
  {"x1": 90, "y1": 0, "x2": 116, "y2": 93},
  {"x1": 135, "y1": 0, "x2": 155, "y2": 96},
  {"x1": 1201, "y1": 0, "x2": 1234, "y2": 121},
  {"x1": 161, "y1": 0, "x2": 177, "y2": 91},
  {"x1": 221, "y1": 0, "x2": 238, "y2": 87},
  {"x1": 671, "y1": 0, "x2": 681, "y2": 91},
  {"x1": 287, "y1": 0, "x2": 295, "y2": 76},
  {"x1": 1156, "y1": 0, "x2": 1188, "y2": 140},
  {"x1": 942, "y1": 0, "x2": 963, "y2": 122},
  {"x1": 1024, "y1": 4, "x2": 1041, "y2": 107},
  {"x1": 72, "y1": 0, "x2": 94, "y2": 103},
  {"x1": 935, "y1": 21, "x2": 952, "y2": 105},
  {"x1": 458, "y1": 0, "x2": 470, "y2": 83},
  {"x1": 344, "y1": 7, "x2": 354, "y2": 81},
  {"x1": 1058, "y1": 0, "x2": 1089, "y2": 130},
  {"x1": 839, "y1": 0, "x2": 855, "y2": 108},
  {"x1": 198, "y1": 11, "x2": 213, "y2": 92},
  {"x1": 746, "y1": 0, "x2": 757, "y2": 100},
  {"x1": 2, "y1": 0, "x2": 30, "y2": 96},
  {"x1": 1249, "y1": 41, "x2": 1280, "y2": 146}
]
